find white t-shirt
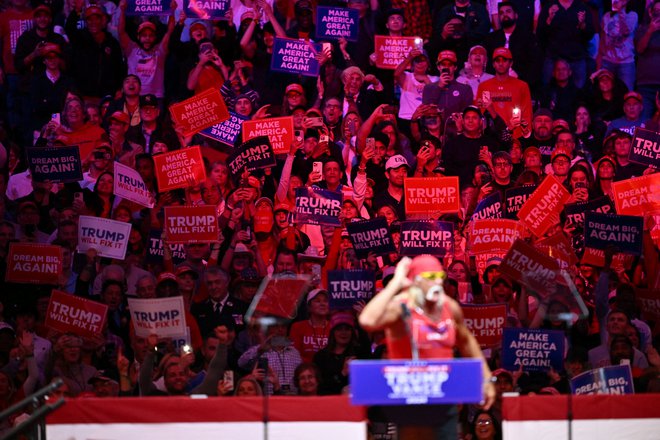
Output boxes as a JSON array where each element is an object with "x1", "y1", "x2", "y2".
[
  {"x1": 398, "y1": 71, "x2": 438, "y2": 120},
  {"x1": 126, "y1": 41, "x2": 167, "y2": 98}
]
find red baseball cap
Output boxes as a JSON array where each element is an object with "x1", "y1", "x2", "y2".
[{"x1": 492, "y1": 47, "x2": 512, "y2": 60}]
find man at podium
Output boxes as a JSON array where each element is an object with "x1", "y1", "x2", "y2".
[{"x1": 359, "y1": 255, "x2": 496, "y2": 439}]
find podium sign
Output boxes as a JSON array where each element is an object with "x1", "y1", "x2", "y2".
[{"x1": 349, "y1": 359, "x2": 483, "y2": 405}]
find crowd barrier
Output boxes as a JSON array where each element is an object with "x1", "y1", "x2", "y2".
[
  {"x1": 502, "y1": 394, "x2": 660, "y2": 440},
  {"x1": 46, "y1": 395, "x2": 367, "y2": 440}
]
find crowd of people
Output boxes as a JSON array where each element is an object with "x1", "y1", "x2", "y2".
[{"x1": 0, "y1": 0, "x2": 659, "y2": 437}]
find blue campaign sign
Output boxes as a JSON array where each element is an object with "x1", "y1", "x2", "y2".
[
  {"x1": 504, "y1": 185, "x2": 536, "y2": 219},
  {"x1": 145, "y1": 230, "x2": 186, "y2": 265},
  {"x1": 564, "y1": 196, "x2": 615, "y2": 227},
  {"x1": 346, "y1": 217, "x2": 396, "y2": 259},
  {"x1": 629, "y1": 127, "x2": 660, "y2": 169},
  {"x1": 184, "y1": 0, "x2": 230, "y2": 19},
  {"x1": 571, "y1": 364, "x2": 634, "y2": 395},
  {"x1": 28, "y1": 146, "x2": 82, "y2": 183},
  {"x1": 399, "y1": 221, "x2": 454, "y2": 257},
  {"x1": 315, "y1": 6, "x2": 359, "y2": 42},
  {"x1": 126, "y1": 0, "x2": 171, "y2": 15},
  {"x1": 472, "y1": 191, "x2": 503, "y2": 221},
  {"x1": 350, "y1": 359, "x2": 483, "y2": 406},
  {"x1": 294, "y1": 187, "x2": 343, "y2": 226},
  {"x1": 199, "y1": 112, "x2": 247, "y2": 147},
  {"x1": 501, "y1": 328, "x2": 565, "y2": 372},
  {"x1": 327, "y1": 270, "x2": 375, "y2": 310},
  {"x1": 584, "y1": 212, "x2": 643, "y2": 255},
  {"x1": 226, "y1": 136, "x2": 276, "y2": 177},
  {"x1": 271, "y1": 38, "x2": 321, "y2": 77}
]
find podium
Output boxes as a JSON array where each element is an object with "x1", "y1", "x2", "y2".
[{"x1": 349, "y1": 359, "x2": 483, "y2": 405}]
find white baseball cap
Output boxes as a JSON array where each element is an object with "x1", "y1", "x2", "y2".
[{"x1": 385, "y1": 154, "x2": 409, "y2": 171}]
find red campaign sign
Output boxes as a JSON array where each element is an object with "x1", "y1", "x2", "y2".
[
  {"x1": 517, "y1": 175, "x2": 571, "y2": 237},
  {"x1": 242, "y1": 117, "x2": 294, "y2": 155},
  {"x1": 499, "y1": 239, "x2": 560, "y2": 300},
  {"x1": 153, "y1": 146, "x2": 207, "y2": 192},
  {"x1": 169, "y1": 88, "x2": 230, "y2": 137},
  {"x1": 164, "y1": 205, "x2": 219, "y2": 243},
  {"x1": 374, "y1": 36, "x2": 418, "y2": 70},
  {"x1": 462, "y1": 304, "x2": 507, "y2": 348},
  {"x1": 580, "y1": 247, "x2": 634, "y2": 270},
  {"x1": 45, "y1": 290, "x2": 108, "y2": 339},
  {"x1": 404, "y1": 177, "x2": 460, "y2": 217},
  {"x1": 535, "y1": 232, "x2": 579, "y2": 268},
  {"x1": 469, "y1": 219, "x2": 524, "y2": 255},
  {"x1": 253, "y1": 276, "x2": 311, "y2": 319},
  {"x1": 5, "y1": 243, "x2": 63, "y2": 284},
  {"x1": 612, "y1": 173, "x2": 660, "y2": 216}
]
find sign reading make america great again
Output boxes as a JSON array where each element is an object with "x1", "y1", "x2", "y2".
[{"x1": 271, "y1": 38, "x2": 321, "y2": 77}]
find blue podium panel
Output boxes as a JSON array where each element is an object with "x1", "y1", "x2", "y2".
[{"x1": 349, "y1": 359, "x2": 483, "y2": 406}]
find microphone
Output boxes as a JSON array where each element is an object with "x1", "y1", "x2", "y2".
[{"x1": 400, "y1": 303, "x2": 419, "y2": 361}]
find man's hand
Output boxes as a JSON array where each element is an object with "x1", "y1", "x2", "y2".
[{"x1": 481, "y1": 380, "x2": 496, "y2": 410}]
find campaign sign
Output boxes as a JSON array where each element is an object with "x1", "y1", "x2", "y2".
[
  {"x1": 316, "y1": 6, "x2": 359, "y2": 42},
  {"x1": 184, "y1": 0, "x2": 229, "y2": 19},
  {"x1": 564, "y1": 196, "x2": 614, "y2": 228},
  {"x1": 126, "y1": 0, "x2": 170, "y2": 15},
  {"x1": 350, "y1": 359, "x2": 483, "y2": 405},
  {"x1": 462, "y1": 304, "x2": 507, "y2": 348},
  {"x1": 249, "y1": 274, "x2": 311, "y2": 320},
  {"x1": 294, "y1": 187, "x2": 343, "y2": 226},
  {"x1": 77, "y1": 216, "x2": 131, "y2": 260},
  {"x1": 46, "y1": 290, "x2": 108, "y2": 339},
  {"x1": 169, "y1": 88, "x2": 230, "y2": 137},
  {"x1": 327, "y1": 270, "x2": 375, "y2": 310},
  {"x1": 153, "y1": 146, "x2": 206, "y2": 192},
  {"x1": 629, "y1": 127, "x2": 660, "y2": 169},
  {"x1": 374, "y1": 36, "x2": 418, "y2": 70},
  {"x1": 584, "y1": 212, "x2": 643, "y2": 255},
  {"x1": 517, "y1": 175, "x2": 570, "y2": 237},
  {"x1": 612, "y1": 173, "x2": 660, "y2": 216},
  {"x1": 242, "y1": 117, "x2": 294, "y2": 155},
  {"x1": 469, "y1": 219, "x2": 523, "y2": 255},
  {"x1": 471, "y1": 192, "x2": 503, "y2": 221},
  {"x1": 164, "y1": 205, "x2": 219, "y2": 243},
  {"x1": 6, "y1": 243, "x2": 63, "y2": 284},
  {"x1": 499, "y1": 239, "x2": 560, "y2": 298},
  {"x1": 128, "y1": 297, "x2": 186, "y2": 338},
  {"x1": 145, "y1": 230, "x2": 187, "y2": 265},
  {"x1": 504, "y1": 185, "x2": 536, "y2": 219},
  {"x1": 27, "y1": 146, "x2": 82, "y2": 183},
  {"x1": 635, "y1": 288, "x2": 660, "y2": 334},
  {"x1": 114, "y1": 161, "x2": 154, "y2": 208},
  {"x1": 399, "y1": 221, "x2": 454, "y2": 257},
  {"x1": 580, "y1": 247, "x2": 634, "y2": 269},
  {"x1": 571, "y1": 365, "x2": 634, "y2": 395},
  {"x1": 404, "y1": 177, "x2": 460, "y2": 217},
  {"x1": 474, "y1": 252, "x2": 507, "y2": 279},
  {"x1": 501, "y1": 328, "x2": 565, "y2": 372},
  {"x1": 200, "y1": 112, "x2": 247, "y2": 147},
  {"x1": 535, "y1": 232, "x2": 579, "y2": 268},
  {"x1": 226, "y1": 136, "x2": 276, "y2": 176},
  {"x1": 346, "y1": 217, "x2": 396, "y2": 259},
  {"x1": 271, "y1": 38, "x2": 321, "y2": 77}
]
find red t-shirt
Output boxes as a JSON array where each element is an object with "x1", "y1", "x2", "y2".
[
  {"x1": 289, "y1": 319, "x2": 329, "y2": 363},
  {"x1": 0, "y1": 8, "x2": 34, "y2": 75}
]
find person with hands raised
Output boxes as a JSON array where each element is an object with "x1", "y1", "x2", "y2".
[{"x1": 359, "y1": 256, "x2": 496, "y2": 439}]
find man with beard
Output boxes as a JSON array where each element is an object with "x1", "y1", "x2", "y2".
[
  {"x1": 484, "y1": 2, "x2": 541, "y2": 92},
  {"x1": 519, "y1": 108, "x2": 555, "y2": 164},
  {"x1": 373, "y1": 155, "x2": 410, "y2": 220},
  {"x1": 359, "y1": 256, "x2": 495, "y2": 440}
]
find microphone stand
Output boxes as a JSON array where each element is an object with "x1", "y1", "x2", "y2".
[{"x1": 400, "y1": 304, "x2": 419, "y2": 361}]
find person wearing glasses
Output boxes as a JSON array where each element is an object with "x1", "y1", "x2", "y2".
[
  {"x1": 470, "y1": 410, "x2": 501, "y2": 440},
  {"x1": 359, "y1": 255, "x2": 495, "y2": 440}
]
